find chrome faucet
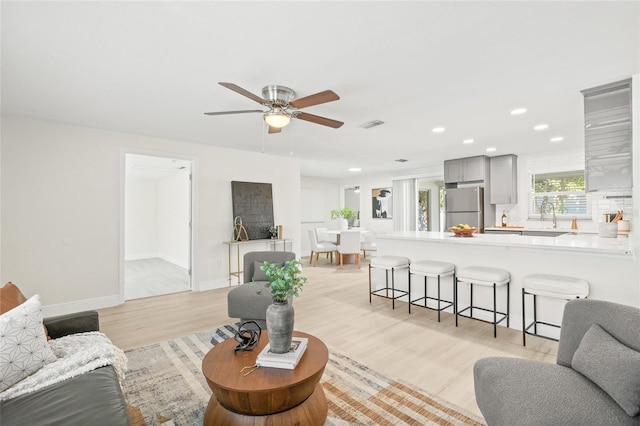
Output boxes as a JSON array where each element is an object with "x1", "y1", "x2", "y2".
[{"x1": 540, "y1": 200, "x2": 557, "y2": 229}]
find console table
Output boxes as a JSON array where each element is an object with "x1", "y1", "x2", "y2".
[
  {"x1": 201, "y1": 331, "x2": 328, "y2": 425},
  {"x1": 223, "y1": 239, "x2": 293, "y2": 284}
]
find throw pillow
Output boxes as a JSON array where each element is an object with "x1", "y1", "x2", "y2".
[
  {"x1": 0, "y1": 294, "x2": 57, "y2": 392},
  {"x1": 0, "y1": 282, "x2": 50, "y2": 341},
  {"x1": 0, "y1": 282, "x2": 27, "y2": 314},
  {"x1": 572, "y1": 323, "x2": 640, "y2": 417},
  {"x1": 253, "y1": 261, "x2": 269, "y2": 282}
]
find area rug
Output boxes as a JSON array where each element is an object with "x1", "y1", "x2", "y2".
[{"x1": 123, "y1": 324, "x2": 486, "y2": 426}]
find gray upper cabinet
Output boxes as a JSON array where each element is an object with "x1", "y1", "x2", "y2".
[
  {"x1": 490, "y1": 154, "x2": 517, "y2": 204},
  {"x1": 581, "y1": 79, "x2": 632, "y2": 192},
  {"x1": 444, "y1": 156, "x2": 488, "y2": 184}
]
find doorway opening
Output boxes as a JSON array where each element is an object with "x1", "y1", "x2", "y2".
[
  {"x1": 343, "y1": 186, "x2": 361, "y2": 227},
  {"x1": 416, "y1": 179, "x2": 444, "y2": 231},
  {"x1": 124, "y1": 154, "x2": 193, "y2": 300}
]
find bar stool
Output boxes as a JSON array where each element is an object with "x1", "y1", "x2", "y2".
[
  {"x1": 455, "y1": 266, "x2": 510, "y2": 338},
  {"x1": 369, "y1": 256, "x2": 410, "y2": 309},
  {"x1": 409, "y1": 260, "x2": 455, "y2": 322},
  {"x1": 522, "y1": 274, "x2": 589, "y2": 346}
]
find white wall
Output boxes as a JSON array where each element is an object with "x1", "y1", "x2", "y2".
[
  {"x1": 1, "y1": 116, "x2": 301, "y2": 315},
  {"x1": 125, "y1": 176, "x2": 159, "y2": 259},
  {"x1": 158, "y1": 172, "x2": 190, "y2": 268}
]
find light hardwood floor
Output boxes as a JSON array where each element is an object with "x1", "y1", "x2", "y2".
[
  {"x1": 99, "y1": 256, "x2": 558, "y2": 417},
  {"x1": 124, "y1": 257, "x2": 190, "y2": 300}
]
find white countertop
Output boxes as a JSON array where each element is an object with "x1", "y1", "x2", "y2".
[
  {"x1": 484, "y1": 226, "x2": 597, "y2": 234},
  {"x1": 376, "y1": 231, "x2": 633, "y2": 255}
]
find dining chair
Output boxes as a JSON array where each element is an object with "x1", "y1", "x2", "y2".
[
  {"x1": 360, "y1": 232, "x2": 377, "y2": 259},
  {"x1": 336, "y1": 230, "x2": 361, "y2": 268},
  {"x1": 308, "y1": 229, "x2": 337, "y2": 266},
  {"x1": 315, "y1": 227, "x2": 337, "y2": 244}
]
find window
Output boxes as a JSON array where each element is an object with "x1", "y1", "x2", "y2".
[{"x1": 529, "y1": 170, "x2": 589, "y2": 219}]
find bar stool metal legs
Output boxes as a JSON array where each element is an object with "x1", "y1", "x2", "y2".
[
  {"x1": 369, "y1": 256, "x2": 410, "y2": 309},
  {"x1": 408, "y1": 260, "x2": 455, "y2": 322},
  {"x1": 455, "y1": 266, "x2": 510, "y2": 338},
  {"x1": 522, "y1": 274, "x2": 590, "y2": 346}
]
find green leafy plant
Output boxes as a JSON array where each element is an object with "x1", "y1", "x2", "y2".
[
  {"x1": 256, "y1": 260, "x2": 307, "y2": 302},
  {"x1": 266, "y1": 225, "x2": 278, "y2": 238},
  {"x1": 330, "y1": 207, "x2": 357, "y2": 220}
]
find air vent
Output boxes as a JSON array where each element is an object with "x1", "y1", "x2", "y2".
[
  {"x1": 395, "y1": 159, "x2": 408, "y2": 163},
  {"x1": 359, "y1": 120, "x2": 385, "y2": 129}
]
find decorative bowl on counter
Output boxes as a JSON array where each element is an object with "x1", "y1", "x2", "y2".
[{"x1": 449, "y1": 227, "x2": 478, "y2": 237}]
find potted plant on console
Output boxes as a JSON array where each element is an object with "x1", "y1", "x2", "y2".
[
  {"x1": 266, "y1": 225, "x2": 279, "y2": 239},
  {"x1": 256, "y1": 260, "x2": 307, "y2": 353}
]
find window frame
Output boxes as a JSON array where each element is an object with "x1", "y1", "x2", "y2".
[{"x1": 528, "y1": 170, "x2": 590, "y2": 220}]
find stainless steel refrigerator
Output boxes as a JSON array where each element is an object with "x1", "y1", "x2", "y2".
[{"x1": 444, "y1": 186, "x2": 484, "y2": 231}]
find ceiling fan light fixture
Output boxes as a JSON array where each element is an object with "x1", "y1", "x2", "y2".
[{"x1": 264, "y1": 110, "x2": 291, "y2": 128}]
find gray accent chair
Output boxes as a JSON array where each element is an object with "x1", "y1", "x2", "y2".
[
  {"x1": 227, "y1": 251, "x2": 296, "y2": 329},
  {"x1": 474, "y1": 299, "x2": 640, "y2": 425}
]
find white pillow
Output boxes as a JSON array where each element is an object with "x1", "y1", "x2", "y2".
[{"x1": 0, "y1": 294, "x2": 57, "y2": 392}]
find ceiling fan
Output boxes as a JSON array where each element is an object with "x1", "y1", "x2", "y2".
[{"x1": 204, "y1": 82, "x2": 344, "y2": 134}]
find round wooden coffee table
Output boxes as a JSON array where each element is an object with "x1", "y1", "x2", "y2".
[{"x1": 202, "y1": 330, "x2": 328, "y2": 425}]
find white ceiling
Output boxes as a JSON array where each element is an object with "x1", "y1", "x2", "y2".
[{"x1": 2, "y1": 1, "x2": 639, "y2": 179}]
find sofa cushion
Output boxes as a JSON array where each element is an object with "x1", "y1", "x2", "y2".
[
  {"x1": 572, "y1": 323, "x2": 640, "y2": 416},
  {"x1": 1, "y1": 282, "x2": 50, "y2": 340},
  {"x1": 0, "y1": 365, "x2": 132, "y2": 426},
  {"x1": 0, "y1": 295, "x2": 57, "y2": 392}
]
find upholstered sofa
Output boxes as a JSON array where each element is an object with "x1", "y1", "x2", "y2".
[
  {"x1": 227, "y1": 251, "x2": 296, "y2": 328},
  {"x1": 0, "y1": 308, "x2": 132, "y2": 425},
  {"x1": 474, "y1": 299, "x2": 640, "y2": 425}
]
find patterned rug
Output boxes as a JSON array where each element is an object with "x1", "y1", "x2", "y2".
[{"x1": 123, "y1": 325, "x2": 486, "y2": 425}]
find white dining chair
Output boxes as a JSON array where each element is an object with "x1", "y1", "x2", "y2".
[
  {"x1": 336, "y1": 230, "x2": 361, "y2": 268},
  {"x1": 360, "y1": 232, "x2": 377, "y2": 259},
  {"x1": 315, "y1": 227, "x2": 337, "y2": 244},
  {"x1": 308, "y1": 229, "x2": 337, "y2": 266}
]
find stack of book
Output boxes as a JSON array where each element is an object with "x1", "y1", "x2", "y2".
[{"x1": 257, "y1": 337, "x2": 308, "y2": 370}]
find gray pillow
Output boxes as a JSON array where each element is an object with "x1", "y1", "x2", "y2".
[
  {"x1": 252, "y1": 261, "x2": 286, "y2": 282},
  {"x1": 252, "y1": 261, "x2": 269, "y2": 282},
  {"x1": 572, "y1": 323, "x2": 640, "y2": 417}
]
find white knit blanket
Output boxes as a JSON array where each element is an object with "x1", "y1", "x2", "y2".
[{"x1": 0, "y1": 332, "x2": 127, "y2": 401}]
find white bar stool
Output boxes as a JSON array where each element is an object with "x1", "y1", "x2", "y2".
[
  {"x1": 522, "y1": 274, "x2": 589, "y2": 346},
  {"x1": 455, "y1": 266, "x2": 510, "y2": 338},
  {"x1": 409, "y1": 260, "x2": 455, "y2": 322},
  {"x1": 369, "y1": 256, "x2": 410, "y2": 309}
]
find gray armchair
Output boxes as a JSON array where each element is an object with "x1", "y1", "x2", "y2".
[
  {"x1": 227, "y1": 251, "x2": 296, "y2": 328},
  {"x1": 474, "y1": 299, "x2": 640, "y2": 425}
]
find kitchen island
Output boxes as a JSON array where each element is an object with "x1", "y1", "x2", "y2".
[{"x1": 373, "y1": 231, "x2": 638, "y2": 331}]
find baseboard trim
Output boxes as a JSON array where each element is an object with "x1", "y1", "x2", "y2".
[
  {"x1": 125, "y1": 253, "x2": 159, "y2": 261},
  {"x1": 43, "y1": 294, "x2": 123, "y2": 317},
  {"x1": 197, "y1": 278, "x2": 230, "y2": 291}
]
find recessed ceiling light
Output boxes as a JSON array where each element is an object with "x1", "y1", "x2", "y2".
[
  {"x1": 395, "y1": 159, "x2": 408, "y2": 163},
  {"x1": 486, "y1": 147, "x2": 497, "y2": 152},
  {"x1": 534, "y1": 123, "x2": 549, "y2": 131},
  {"x1": 550, "y1": 136, "x2": 564, "y2": 142},
  {"x1": 510, "y1": 108, "x2": 527, "y2": 115},
  {"x1": 462, "y1": 139, "x2": 474, "y2": 144},
  {"x1": 348, "y1": 167, "x2": 361, "y2": 172},
  {"x1": 432, "y1": 127, "x2": 445, "y2": 133}
]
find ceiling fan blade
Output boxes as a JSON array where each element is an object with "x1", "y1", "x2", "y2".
[
  {"x1": 219, "y1": 82, "x2": 267, "y2": 104},
  {"x1": 295, "y1": 111, "x2": 344, "y2": 129},
  {"x1": 289, "y1": 90, "x2": 340, "y2": 109},
  {"x1": 204, "y1": 109, "x2": 263, "y2": 116},
  {"x1": 268, "y1": 126, "x2": 282, "y2": 134}
]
